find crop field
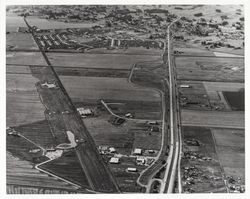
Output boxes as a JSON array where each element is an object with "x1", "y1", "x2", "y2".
[
  {"x1": 223, "y1": 91, "x2": 244, "y2": 111},
  {"x1": 6, "y1": 14, "x2": 27, "y2": 32},
  {"x1": 181, "y1": 126, "x2": 226, "y2": 193},
  {"x1": 39, "y1": 151, "x2": 90, "y2": 188},
  {"x1": 6, "y1": 152, "x2": 78, "y2": 193},
  {"x1": 7, "y1": 32, "x2": 38, "y2": 50},
  {"x1": 174, "y1": 46, "x2": 214, "y2": 56},
  {"x1": 48, "y1": 52, "x2": 160, "y2": 69},
  {"x1": 6, "y1": 52, "x2": 47, "y2": 66},
  {"x1": 6, "y1": 73, "x2": 45, "y2": 126},
  {"x1": 176, "y1": 57, "x2": 244, "y2": 82},
  {"x1": 211, "y1": 128, "x2": 245, "y2": 182},
  {"x1": 59, "y1": 76, "x2": 161, "y2": 102},
  {"x1": 89, "y1": 47, "x2": 162, "y2": 55},
  {"x1": 7, "y1": 64, "x2": 33, "y2": 74},
  {"x1": 181, "y1": 110, "x2": 244, "y2": 129},
  {"x1": 14, "y1": 120, "x2": 56, "y2": 148}
]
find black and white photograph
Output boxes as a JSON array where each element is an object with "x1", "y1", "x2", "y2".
[{"x1": 2, "y1": 1, "x2": 247, "y2": 197}]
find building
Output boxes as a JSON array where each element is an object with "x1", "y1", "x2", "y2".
[
  {"x1": 77, "y1": 107, "x2": 93, "y2": 117},
  {"x1": 127, "y1": 167, "x2": 137, "y2": 172},
  {"x1": 109, "y1": 157, "x2": 119, "y2": 164},
  {"x1": 136, "y1": 157, "x2": 145, "y2": 165},
  {"x1": 133, "y1": 148, "x2": 142, "y2": 155},
  {"x1": 109, "y1": 147, "x2": 116, "y2": 153},
  {"x1": 180, "y1": 85, "x2": 190, "y2": 88},
  {"x1": 17, "y1": 27, "x2": 29, "y2": 33}
]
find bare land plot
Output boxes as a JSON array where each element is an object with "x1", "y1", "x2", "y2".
[
  {"x1": 59, "y1": 76, "x2": 161, "y2": 102},
  {"x1": 6, "y1": 32, "x2": 38, "y2": 50},
  {"x1": 6, "y1": 52, "x2": 47, "y2": 65},
  {"x1": 211, "y1": 128, "x2": 245, "y2": 181},
  {"x1": 181, "y1": 110, "x2": 244, "y2": 129},
  {"x1": 47, "y1": 52, "x2": 160, "y2": 69},
  {"x1": 176, "y1": 57, "x2": 244, "y2": 82}
]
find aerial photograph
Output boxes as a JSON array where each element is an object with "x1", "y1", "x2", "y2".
[{"x1": 6, "y1": 4, "x2": 245, "y2": 194}]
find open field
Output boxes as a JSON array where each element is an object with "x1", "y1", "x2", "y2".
[
  {"x1": 6, "y1": 14, "x2": 27, "y2": 32},
  {"x1": 7, "y1": 32, "x2": 38, "y2": 50},
  {"x1": 59, "y1": 76, "x2": 161, "y2": 102},
  {"x1": 6, "y1": 73, "x2": 45, "y2": 126},
  {"x1": 176, "y1": 57, "x2": 244, "y2": 82},
  {"x1": 90, "y1": 47, "x2": 162, "y2": 55},
  {"x1": 6, "y1": 152, "x2": 78, "y2": 193},
  {"x1": 108, "y1": 156, "x2": 146, "y2": 193},
  {"x1": 178, "y1": 80, "x2": 210, "y2": 110},
  {"x1": 7, "y1": 64, "x2": 130, "y2": 78},
  {"x1": 223, "y1": 91, "x2": 244, "y2": 111},
  {"x1": 175, "y1": 46, "x2": 214, "y2": 56},
  {"x1": 211, "y1": 128, "x2": 245, "y2": 183},
  {"x1": 167, "y1": 5, "x2": 243, "y2": 25},
  {"x1": 48, "y1": 52, "x2": 160, "y2": 69},
  {"x1": 84, "y1": 114, "x2": 135, "y2": 155},
  {"x1": 181, "y1": 110, "x2": 244, "y2": 129},
  {"x1": 107, "y1": 101, "x2": 161, "y2": 120},
  {"x1": 39, "y1": 151, "x2": 90, "y2": 188},
  {"x1": 6, "y1": 52, "x2": 47, "y2": 65},
  {"x1": 202, "y1": 81, "x2": 244, "y2": 92},
  {"x1": 181, "y1": 126, "x2": 226, "y2": 193}
]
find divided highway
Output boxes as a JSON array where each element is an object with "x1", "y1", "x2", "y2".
[{"x1": 161, "y1": 18, "x2": 182, "y2": 193}]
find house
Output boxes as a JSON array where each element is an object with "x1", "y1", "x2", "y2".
[
  {"x1": 109, "y1": 157, "x2": 119, "y2": 164},
  {"x1": 133, "y1": 148, "x2": 142, "y2": 155},
  {"x1": 109, "y1": 147, "x2": 116, "y2": 153},
  {"x1": 136, "y1": 157, "x2": 145, "y2": 165},
  {"x1": 127, "y1": 167, "x2": 137, "y2": 172}
]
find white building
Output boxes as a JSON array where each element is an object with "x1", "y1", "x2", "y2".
[
  {"x1": 133, "y1": 148, "x2": 142, "y2": 155},
  {"x1": 127, "y1": 167, "x2": 137, "y2": 172},
  {"x1": 109, "y1": 157, "x2": 119, "y2": 164}
]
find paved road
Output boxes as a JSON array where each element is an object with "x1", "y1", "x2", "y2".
[
  {"x1": 24, "y1": 17, "x2": 120, "y2": 193},
  {"x1": 160, "y1": 18, "x2": 182, "y2": 193}
]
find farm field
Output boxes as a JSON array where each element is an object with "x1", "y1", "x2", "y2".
[
  {"x1": 48, "y1": 52, "x2": 160, "y2": 69},
  {"x1": 176, "y1": 57, "x2": 244, "y2": 82},
  {"x1": 59, "y1": 76, "x2": 161, "y2": 102},
  {"x1": 223, "y1": 91, "x2": 244, "y2": 111},
  {"x1": 211, "y1": 128, "x2": 245, "y2": 185},
  {"x1": 7, "y1": 32, "x2": 38, "y2": 50},
  {"x1": 6, "y1": 51, "x2": 47, "y2": 66},
  {"x1": 181, "y1": 110, "x2": 244, "y2": 129},
  {"x1": 6, "y1": 73, "x2": 45, "y2": 126},
  {"x1": 6, "y1": 152, "x2": 78, "y2": 193}
]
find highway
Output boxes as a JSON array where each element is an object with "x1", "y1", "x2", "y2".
[
  {"x1": 23, "y1": 17, "x2": 120, "y2": 193},
  {"x1": 160, "y1": 18, "x2": 182, "y2": 193}
]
